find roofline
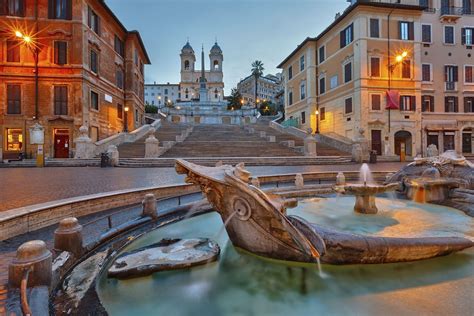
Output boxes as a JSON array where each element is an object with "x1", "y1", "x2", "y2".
[
  {"x1": 98, "y1": 0, "x2": 151, "y2": 64},
  {"x1": 238, "y1": 73, "x2": 280, "y2": 85},
  {"x1": 277, "y1": 2, "x2": 424, "y2": 68}
]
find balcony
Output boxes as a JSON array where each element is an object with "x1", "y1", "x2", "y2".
[
  {"x1": 353, "y1": 0, "x2": 424, "y2": 6},
  {"x1": 445, "y1": 82, "x2": 457, "y2": 91},
  {"x1": 440, "y1": 7, "x2": 464, "y2": 21}
]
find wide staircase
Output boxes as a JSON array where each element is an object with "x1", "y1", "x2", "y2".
[
  {"x1": 118, "y1": 121, "x2": 190, "y2": 158},
  {"x1": 161, "y1": 123, "x2": 302, "y2": 158}
]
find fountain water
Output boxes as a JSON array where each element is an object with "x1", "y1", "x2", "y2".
[{"x1": 359, "y1": 163, "x2": 374, "y2": 186}]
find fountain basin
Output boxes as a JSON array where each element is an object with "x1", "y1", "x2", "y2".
[
  {"x1": 335, "y1": 183, "x2": 400, "y2": 214},
  {"x1": 405, "y1": 178, "x2": 459, "y2": 203}
]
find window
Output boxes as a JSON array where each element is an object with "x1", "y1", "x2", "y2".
[
  {"x1": 90, "y1": 91, "x2": 99, "y2": 111},
  {"x1": 422, "y1": 64, "x2": 431, "y2": 82},
  {"x1": 400, "y1": 95, "x2": 416, "y2": 111},
  {"x1": 88, "y1": 6, "x2": 100, "y2": 35},
  {"x1": 340, "y1": 24, "x2": 354, "y2": 48},
  {"x1": 371, "y1": 94, "x2": 381, "y2": 111},
  {"x1": 465, "y1": 97, "x2": 474, "y2": 112},
  {"x1": 330, "y1": 75, "x2": 338, "y2": 89},
  {"x1": 344, "y1": 62, "x2": 352, "y2": 83},
  {"x1": 184, "y1": 60, "x2": 190, "y2": 70},
  {"x1": 399, "y1": 21, "x2": 414, "y2": 41},
  {"x1": 445, "y1": 96, "x2": 458, "y2": 112},
  {"x1": 465, "y1": 65, "x2": 473, "y2": 83},
  {"x1": 319, "y1": 76, "x2": 326, "y2": 94},
  {"x1": 288, "y1": 66, "x2": 293, "y2": 80},
  {"x1": 444, "y1": 26, "x2": 455, "y2": 44},
  {"x1": 462, "y1": 28, "x2": 474, "y2": 45},
  {"x1": 0, "y1": 0, "x2": 25, "y2": 16},
  {"x1": 213, "y1": 60, "x2": 219, "y2": 70},
  {"x1": 114, "y1": 36, "x2": 124, "y2": 57},
  {"x1": 345, "y1": 98, "x2": 353, "y2": 114},
  {"x1": 370, "y1": 19, "x2": 379, "y2": 38},
  {"x1": 5, "y1": 128, "x2": 23, "y2": 151},
  {"x1": 402, "y1": 60, "x2": 411, "y2": 79},
  {"x1": 54, "y1": 41, "x2": 67, "y2": 65},
  {"x1": 135, "y1": 49, "x2": 139, "y2": 66},
  {"x1": 422, "y1": 24, "x2": 432, "y2": 43},
  {"x1": 135, "y1": 109, "x2": 139, "y2": 122},
  {"x1": 320, "y1": 107, "x2": 326, "y2": 121},
  {"x1": 301, "y1": 111, "x2": 306, "y2": 124},
  {"x1": 7, "y1": 40, "x2": 20, "y2": 62},
  {"x1": 288, "y1": 91, "x2": 293, "y2": 105},
  {"x1": 117, "y1": 103, "x2": 123, "y2": 119},
  {"x1": 318, "y1": 46, "x2": 325, "y2": 63},
  {"x1": 300, "y1": 55, "x2": 305, "y2": 71},
  {"x1": 422, "y1": 95, "x2": 434, "y2": 112},
  {"x1": 300, "y1": 83, "x2": 306, "y2": 100},
  {"x1": 48, "y1": 0, "x2": 72, "y2": 20},
  {"x1": 165, "y1": 89, "x2": 168, "y2": 94},
  {"x1": 116, "y1": 68, "x2": 124, "y2": 89},
  {"x1": 54, "y1": 86, "x2": 68, "y2": 115},
  {"x1": 7, "y1": 84, "x2": 21, "y2": 114},
  {"x1": 370, "y1": 57, "x2": 380, "y2": 77},
  {"x1": 90, "y1": 50, "x2": 98, "y2": 74},
  {"x1": 445, "y1": 65, "x2": 458, "y2": 90}
]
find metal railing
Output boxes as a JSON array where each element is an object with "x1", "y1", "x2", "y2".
[
  {"x1": 440, "y1": 6, "x2": 464, "y2": 16},
  {"x1": 446, "y1": 82, "x2": 456, "y2": 91}
]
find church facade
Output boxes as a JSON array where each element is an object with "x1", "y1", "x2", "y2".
[{"x1": 179, "y1": 42, "x2": 224, "y2": 103}]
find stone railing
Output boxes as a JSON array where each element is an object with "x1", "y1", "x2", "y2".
[{"x1": 75, "y1": 119, "x2": 161, "y2": 158}]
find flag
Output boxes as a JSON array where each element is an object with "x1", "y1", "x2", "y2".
[{"x1": 386, "y1": 90, "x2": 400, "y2": 110}]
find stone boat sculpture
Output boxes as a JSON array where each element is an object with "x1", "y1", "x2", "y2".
[{"x1": 176, "y1": 160, "x2": 473, "y2": 264}]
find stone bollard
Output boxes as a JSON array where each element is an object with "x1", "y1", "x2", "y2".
[
  {"x1": 142, "y1": 193, "x2": 158, "y2": 219},
  {"x1": 295, "y1": 174, "x2": 305, "y2": 189},
  {"x1": 336, "y1": 172, "x2": 346, "y2": 186},
  {"x1": 251, "y1": 177, "x2": 260, "y2": 188},
  {"x1": 304, "y1": 128, "x2": 317, "y2": 156},
  {"x1": 74, "y1": 126, "x2": 95, "y2": 159},
  {"x1": 145, "y1": 132, "x2": 160, "y2": 158},
  {"x1": 54, "y1": 217, "x2": 83, "y2": 256},
  {"x1": 107, "y1": 145, "x2": 119, "y2": 166},
  {"x1": 215, "y1": 160, "x2": 223, "y2": 167},
  {"x1": 9, "y1": 240, "x2": 52, "y2": 288},
  {"x1": 267, "y1": 136, "x2": 276, "y2": 143},
  {"x1": 260, "y1": 131, "x2": 266, "y2": 138}
]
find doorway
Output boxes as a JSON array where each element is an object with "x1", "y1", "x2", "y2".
[
  {"x1": 462, "y1": 130, "x2": 472, "y2": 153},
  {"x1": 394, "y1": 131, "x2": 412, "y2": 156},
  {"x1": 371, "y1": 130, "x2": 382, "y2": 155},
  {"x1": 54, "y1": 129, "x2": 70, "y2": 158}
]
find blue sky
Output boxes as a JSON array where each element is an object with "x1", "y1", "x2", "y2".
[{"x1": 107, "y1": 0, "x2": 348, "y2": 94}]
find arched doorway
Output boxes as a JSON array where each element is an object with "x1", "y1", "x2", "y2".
[{"x1": 394, "y1": 131, "x2": 412, "y2": 156}]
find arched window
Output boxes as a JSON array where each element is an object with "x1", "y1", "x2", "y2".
[
  {"x1": 213, "y1": 60, "x2": 219, "y2": 70},
  {"x1": 185, "y1": 88, "x2": 189, "y2": 99},
  {"x1": 184, "y1": 60, "x2": 190, "y2": 70},
  {"x1": 214, "y1": 89, "x2": 218, "y2": 99}
]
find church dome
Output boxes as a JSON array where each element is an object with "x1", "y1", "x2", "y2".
[
  {"x1": 181, "y1": 41, "x2": 194, "y2": 54},
  {"x1": 210, "y1": 42, "x2": 222, "y2": 54}
]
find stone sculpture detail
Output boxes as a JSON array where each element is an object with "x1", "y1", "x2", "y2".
[{"x1": 175, "y1": 160, "x2": 473, "y2": 264}]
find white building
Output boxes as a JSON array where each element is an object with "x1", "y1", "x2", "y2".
[
  {"x1": 237, "y1": 73, "x2": 283, "y2": 106},
  {"x1": 145, "y1": 83, "x2": 180, "y2": 108}
]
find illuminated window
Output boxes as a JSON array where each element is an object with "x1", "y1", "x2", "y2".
[{"x1": 6, "y1": 128, "x2": 23, "y2": 151}]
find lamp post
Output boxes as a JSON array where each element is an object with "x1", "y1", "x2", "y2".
[
  {"x1": 388, "y1": 51, "x2": 408, "y2": 134},
  {"x1": 124, "y1": 106, "x2": 129, "y2": 132},
  {"x1": 315, "y1": 110, "x2": 320, "y2": 134}
]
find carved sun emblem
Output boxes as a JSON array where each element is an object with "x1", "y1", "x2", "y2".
[{"x1": 233, "y1": 198, "x2": 252, "y2": 221}]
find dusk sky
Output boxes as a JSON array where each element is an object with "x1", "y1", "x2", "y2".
[{"x1": 107, "y1": 0, "x2": 349, "y2": 94}]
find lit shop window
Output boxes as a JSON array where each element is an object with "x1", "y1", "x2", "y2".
[{"x1": 6, "y1": 128, "x2": 23, "y2": 151}]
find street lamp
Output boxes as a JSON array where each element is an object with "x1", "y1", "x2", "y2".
[
  {"x1": 124, "y1": 106, "x2": 129, "y2": 132},
  {"x1": 315, "y1": 110, "x2": 320, "y2": 134},
  {"x1": 388, "y1": 50, "x2": 409, "y2": 134},
  {"x1": 15, "y1": 30, "x2": 40, "y2": 120}
]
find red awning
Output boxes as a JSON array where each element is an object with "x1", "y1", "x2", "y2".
[{"x1": 386, "y1": 90, "x2": 400, "y2": 110}]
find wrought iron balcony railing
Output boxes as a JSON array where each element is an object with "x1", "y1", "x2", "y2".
[{"x1": 445, "y1": 82, "x2": 456, "y2": 91}]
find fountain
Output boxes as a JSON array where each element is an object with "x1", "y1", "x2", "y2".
[
  {"x1": 334, "y1": 163, "x2": 399, "y2": 214},
  {"x1": 175, "y1": 159, "x2": 473, "y2": 264}
]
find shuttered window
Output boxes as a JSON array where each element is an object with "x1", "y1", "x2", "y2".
[
  {"x1": 117, "y1": 104, "x2": 123, "y2": 119},
  {"x1": 370, "y1": 57, "x2": 380, "y2": 77},
  {"x1": 371, "y1": 94, "x2": 381, "y2": 111},
  {"x1": 318, "y1": 46, "x2": 325, "y2": 63},
  {"x1": 319, "y1": 77, "x2": 326, "y2": 94},
  {"x1": 340, "y1": 24, "x2": 354, "y2": 48},
  {"x1": 116, "y1": 68, "x2": 124, "y2": 89},
  {"x1": 445, "y1": 96, "x2": 458, "y2": 112},
  {"x1": 90, "y1": 50, "x2": 98, "y2": 73},
  {"x1": 320, "y1": 107, "x2": 326, "y2": 121},
  {"x1": 91, "y1": 91, "x2": 99, "y2": 111},
  {"x1": 422, "y1": 95, "x2": 434, "y2": 112},
  {"x1": 48, "y1": 0, "x2": 72, "y2": 20},
  {"x1": 462, "y1": 28, "x2": 474, "y2": 45},
  {"x1": 88, "y1": 6, "x2": 100, "y2": 35},
  {"x1": 114, "y1": 35, "x2": 125, "y2": 57},
  {"x1": 345, "y1": 98, "x2": 353, "y2": 114},
  {"x1": 400, "y1": 95, "x2": 416, "y2": 111},
  {"x1": 465, "y1": 66, "x2": 473, "y2": 83},
  {"x1": 399, "y1": 21, "x2": 414, "y2": 40},
  {"x1": 54, "y1": 86, "x2": 68, "y2": 115},
  {"x1": 344, "y1": 62, "x2": 352, "y2": 83},
  {"x1": 422, "y1": 24, "x2": 432, "y2": 43},
  {"x1": 370, "y1": 19, "x2": 379, "y2": 38},
  {"x1": 54, "y1": 41, "x2": 68, "y2": 65},
  {"x1": 402, "y1": 60, "x2": 411, "y2": 79},
  {"x1": 0, "y1": 0, "x2": 25, "y2": 16},
  {"x1": 7, "y1": 84, "x2": 21, "y2": 114},
  {"x1": 444, "y1": 26, "x2": 455, "y2": 44},
  {"x1": 7, "y1": 40, "x2": 20, "y2": 62},
  {"x1": 422, "y1": 64, "x2": 431, "y2": 82}
]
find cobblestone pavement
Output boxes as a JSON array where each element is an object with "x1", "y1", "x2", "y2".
[{"x1": 0, "y1": 163, "x2": 407, "y2": 212}]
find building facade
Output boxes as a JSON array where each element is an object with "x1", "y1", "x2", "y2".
[
  {"x1": 179, "y1": 41, "x2": 224, "y2": 103},
  {"x1": 145, "y1": 83, "x2": 180, "y2": 108},
  {"x1": 0, "y1": 0, "x2": 150, "y2": 160},
  {"x1": 237, "y1": 73, "x2": 283, "y2": 105},
  {"x1": 278, "y1": 0, "x2": 474, "y2": 157}
]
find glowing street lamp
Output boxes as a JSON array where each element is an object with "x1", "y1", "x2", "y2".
[
  {"x1": 124, "y1": 106, "x2": 129, "y2": 132},
  {"x1": 315, "y1": 110, "x2": 320, "y2": 134}
]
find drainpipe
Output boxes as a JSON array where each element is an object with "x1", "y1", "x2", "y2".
[
  {"x1": 315, "y1": 47, "x2": 320, "y2": 135},
  {"x1": 387, "y1": 9, "x2": 394, "y2": 135},
  {"x1": 34, "y1": 0, "x2": 39, "y2": 120}
]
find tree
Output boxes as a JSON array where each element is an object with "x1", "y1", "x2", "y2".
[
  {"x1": 227, "y1": 88, "x2": 243, "y2": 110},
  {"x1": 259, "y1": 100, "x2": 277, "y2": 116},
  {"x1": 251, "y1": 60, "x2": 264, "y2": 108},
  {"x1": 145, "y1": 104, "x2": 158, "y2": 114}
]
